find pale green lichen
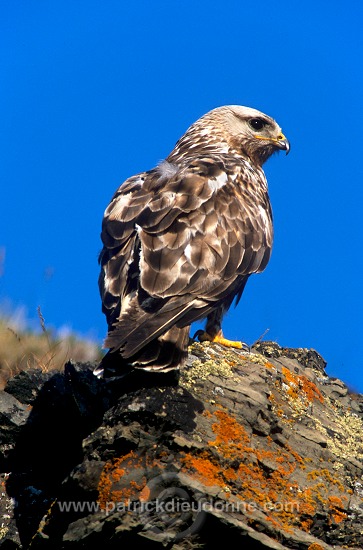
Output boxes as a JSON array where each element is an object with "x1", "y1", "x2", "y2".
[
  {"x1": 271, "y1": 367, "x2": 363, "y2": 488},
  {"x1": 182, "y1": 341, "x2": 272, "y2": 392},
  {"x1": 326, "y1": 413, "x2": 363, "y2": 463},
  {"x1": 308, "y1": 395, "x2": 363, "y2": 467},
  {"x1": 181, "y1": 357, "x2": 239, "y2": 391}
]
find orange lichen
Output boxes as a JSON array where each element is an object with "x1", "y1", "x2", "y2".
[
  {"x1": 182, "y1": 409, "x2": 303, "y2": 530},
  {"x1": 308, "y1": 544, "x2": 325, "y2": 550},
  {"x1": 268, "y1": 391, "x2": 288, "y2": 419},
  {"x1": 210, "y1": 409, "x2": 250, "y2": 450},
  {"x1": 307, "y1": 469, "x2": 345, "y2": 492},
  {"x1": 181, "y1": 407, "x2": 350, "y2": 535},
  {"x1": 97, "y1": 403, "x2": 350, "y2": 538},
  {"x1": 281, "y1": 367, "x2": 324, "y2": 404},
  {"x1": 300, "y1": 518, "x2": 313, "y2": 532},
  {"x1": 328, "y1": 496, "x2": 347, "y2": 524},
  {"x1": 98, "y1": 451, "x2": 148, "y2": 509},
  {"x1": 182, "y1": 452, "x2": 224, "y2": 488},
  {"x1": 284, "y1": 444, "x2": 305, "y2": 465}
]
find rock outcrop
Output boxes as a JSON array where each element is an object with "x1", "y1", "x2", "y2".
[{"x1": 1, "y1": 341, "x2": 363, "y2": 549}]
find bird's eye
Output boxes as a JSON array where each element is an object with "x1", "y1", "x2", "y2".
[{"x1": 249, "y1": 118, "x2": 266, "y2": 131}]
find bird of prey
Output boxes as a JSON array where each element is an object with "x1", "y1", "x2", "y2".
[{"x1": 95, "y1": 105, "x2": 289, "y2": 377}]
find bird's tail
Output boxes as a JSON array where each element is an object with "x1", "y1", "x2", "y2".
[{"x1": 94, "y1": 325, "x2": 190, "y2": 378}]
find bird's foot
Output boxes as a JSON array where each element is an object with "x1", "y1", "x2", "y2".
[{"x1": 194, "y1": 330, "x2": 249, "y2": 351}]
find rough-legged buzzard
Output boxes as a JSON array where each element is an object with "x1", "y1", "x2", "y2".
[{"x1": 95, "y1": 106, "x2": 289, "y2": 377}]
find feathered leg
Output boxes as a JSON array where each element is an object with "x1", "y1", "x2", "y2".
[{"x1": 197, "y1": 306, "x2": 249, "y2": 350}]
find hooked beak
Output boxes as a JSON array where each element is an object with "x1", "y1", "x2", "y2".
[
  {"x1": 255, "y1": 131, "x2": 290, "y2": 155},
  {"x1": 275, "y1": 132, "x2": 290, "y2": 155}
]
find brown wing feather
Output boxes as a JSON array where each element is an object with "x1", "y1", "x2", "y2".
[{"x1": 99, "y1": 154, "x2": 272, "y2": 355}]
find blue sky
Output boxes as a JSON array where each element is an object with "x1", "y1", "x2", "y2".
[{"x1": 1, "y1": 1, "x2": 363, "y2": 390}]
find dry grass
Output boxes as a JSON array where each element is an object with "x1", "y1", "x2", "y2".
[{"x1": 0, "y1": 308, "x2": 103, "y2": 388}]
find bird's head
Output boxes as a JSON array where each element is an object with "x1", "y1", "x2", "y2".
[{"x1": 192, "y1": 105, "x2": 290, "y2": 167}]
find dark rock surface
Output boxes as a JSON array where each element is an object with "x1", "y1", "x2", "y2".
[{"x1": 0, "y1": 342, "x2": 362, "y2": 549}]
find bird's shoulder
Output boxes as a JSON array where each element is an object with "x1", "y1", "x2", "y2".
[
  {"x1": 102, "y1": 153, "x2": 269, "y2": 243},
  {"x1": 109, "y1": 153, "x2": 263, "y2": 204}
]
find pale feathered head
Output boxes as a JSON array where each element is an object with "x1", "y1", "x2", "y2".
[{"x1": 170, "y1": 105, "x2": 290, "y2": 166}]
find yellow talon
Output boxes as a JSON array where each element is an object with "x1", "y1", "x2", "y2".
[{"x1": 195, "y1": 330, "x2": 248, "y2": 350}]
